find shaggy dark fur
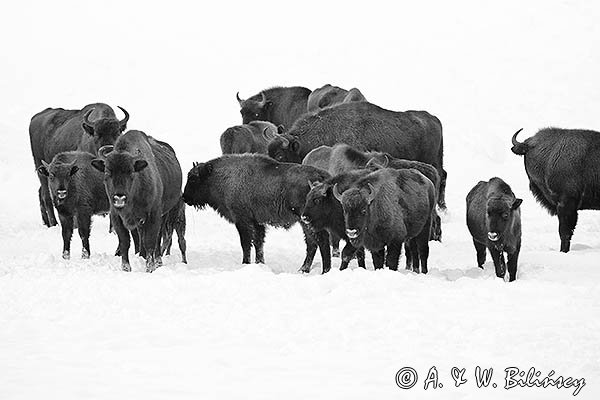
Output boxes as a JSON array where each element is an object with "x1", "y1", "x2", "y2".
[
  {"x1": 267, "y1": 101, "x2": 447, "y2": 209},
  {"x1": 237, "y1": 86, "x2": 311, "y2": 129},
  {"x1": 37, "y1": 151, "x2": 110, "y2": 259},
  {"x1": 335, "y1": 168, "x2": 436, "y2": 273},
  {"x1": 466, "y1": 177, "x2": 522, "y2": 281},
  {"x1": 306, "y1": 84, "x2": 366, "y2": 112},
  {"x1": 29, "y1": 103, "x2": 129, "y2": 227},
  {"x1": 220, "y1": 121, "x2": 278, "y2": 154},
  {"x1": 511, "y1": 127, "x2": 600, "y2": 252},
  {"x1": 91, "y1": 130, "x2": 183, "y2": 272},
  {"x1": 182, "y1": 154, "x2": 332, "y2": 273}
]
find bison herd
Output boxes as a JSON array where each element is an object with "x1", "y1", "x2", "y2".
[{"x1": 28, "y1": 84, "x2": 600, "y2": 281}]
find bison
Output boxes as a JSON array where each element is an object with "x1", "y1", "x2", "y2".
[
  {"x1": 267, "y1": 101, "x2": 447, "y2": 209},
  {"x1": 220, "y1": 121, "x2": 279, "y2": 154},
  {"x1": 37, "y1": 151, "x2": 110, "y2": 259},
  {"x1": 91, "y1": 130, "x2": 183, "y2": 272},
  {"x1": 512, "y1": 128, "x2": 600, "y2": 252},
  {"x1": 29, "y1": 103, "x2": 129, "y2": 227},
  {"x1": 306, "y1": 84, "x2": 366, "y2": 112},
  {"x1": 466, "y1": 177, "x2": 522, "y2": 281},
  {"x1": 236, "y1": 86, "x2": 312, "y2": 129},
  {"x1": 182, "y1": 154, "x2": 332, "y2": 273},
  {"x1": 333, "y1": 168, "x2": 436, "y2": 272}
]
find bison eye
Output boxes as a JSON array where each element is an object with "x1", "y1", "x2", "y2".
[
  {"x1": 361, "y1": 208, "x2": 367, "y2": 215},
  {"x1": 254, "y1": 113, "x2": 259, "y2": 118},
  {"x1": 502, "y1": 212, "x2": 509, "y2": 219}
]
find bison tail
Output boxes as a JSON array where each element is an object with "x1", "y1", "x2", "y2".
[{"x1": 511, "y1": 128, "x2": 528, "y2": 155}]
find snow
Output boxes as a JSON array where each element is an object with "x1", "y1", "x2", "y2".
[{"x1": 1, "y1": 1, "x2": 600, "y2": 399}]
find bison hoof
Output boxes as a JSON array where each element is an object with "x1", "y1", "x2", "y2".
[
  {"x1": 82, "y1": 249, "x2": 90, "y2": 259},
  {"x1": 122, "y1": 263, "x2": 131, "y2": 272},
  {"x1": 299, "y1": 265, "x2": 311, "y2": 274},
  {"x1": 560, "y1": 240, "x2": 571, "y2": 253},
  {"x1": 181, "y1": 255, "x2": 188, "y2": 264},
  {"x1": 62, "y1": 251, "x2": 70, "y2": 260},
  {"x1": 322, "y1": 267, "x2": 331, "y2": 274}
]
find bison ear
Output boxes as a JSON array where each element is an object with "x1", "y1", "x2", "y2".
[
  {"x1": 291, "y1": 140, "x2": 300, "y2": 153},
  {"x1": 512, "y1": 198, "x2": 523, "y2": 210},
  {"x1": 37, "y1": 165, "x2": 49, "y2": 176},
  {"x1": 205, "y1": 163, "x2": 213, "y2": 175},
  {"x1": 134, "y1": 159, "x2": 148, "y2": 172},
  {"x1": 91, "y1": 159, "x2": 105, "y2": 172},
  {"x1": 263, "y1": 100, "x2": 273, "y2": 111},
  {"x1": 70, "y1": 165, "x2": 79, "y2": 176},
  {"x1": 82, "y1": 122, "x2": 95, "y2": 136}
]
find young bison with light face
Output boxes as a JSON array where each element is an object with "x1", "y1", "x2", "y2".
[
  {"x1": 37, "y1": 151, "x2": 110, "y2": 259},
  {"x1": 466, "y1": 177, "x2": 522, "y2": 281}
]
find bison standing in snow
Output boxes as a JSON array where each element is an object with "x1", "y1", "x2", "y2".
[
  {"x1": 511, "y1": 128, "x2": 600, "y2": 252},
  {"x1": 182, "y1": 154, "x2": 332, "y2": 273},
  {"x1": 466, "y1": 177, "x2": 522, "y2": 281}
]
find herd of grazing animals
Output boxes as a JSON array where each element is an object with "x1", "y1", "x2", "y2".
[{"x1": 28, "y1": 84, "x2": 600, "y2": 280}]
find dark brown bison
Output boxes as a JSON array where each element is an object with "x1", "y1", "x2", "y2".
[
  {"x1": 333, "y1": 168, "x2": 436, "y2": 272},
  {"x1": 29, "y1": 103, "x2": 129, "y2": 227},
  {"x1": 306, "y1": 84, "x2": 366, "y2": 112},
  {"x1": 267, "y1": 101, "x2": 447, "y2": 209},
  {"x1": 182, "y1": 154, "x2": 332, "y2": 273},
  {"x1": 91, "y1": 130, "x2": 183, "y2": 272},
  {"x1": 236, "y1": 86, "x2": 311, "y2": 129},
  {"x1": 37, "y1": 151, "x2": 110, "y2": 260},
  {"x1": 512, "y1": 128, "x2": 600, "y2": 252},
  {"x1": 466, "y1": 177, "x2": 522, "y2": 281},
  {"x1": 220, "y1": 121, "x2": 279, "y2": 154}
]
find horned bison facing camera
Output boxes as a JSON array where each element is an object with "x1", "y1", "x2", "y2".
[
  {"x1": 466, "y1": 177, "x2": 522, "y2": 281},
  {"x1": 182, "y1": 154, "x2": 332, "y2": 273}
]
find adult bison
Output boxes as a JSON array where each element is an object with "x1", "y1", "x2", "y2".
[
  {"x1": 236, "y1": 86, "x2": 311, "y2": 128},
  {"x1": 466, "y1": 177, "x2": 522, "y2": 281},
  {"x1": 91, "y1": 130, "x2": 183, "y2": 272},
  {"x1": 334, "y1": 168, "x2": 436, "y2": 272},
  {"x1": 511, "y1": 128, "x2": 600, "y2": 252},
  {"x1": 29, "y1": 103, "x2": 129, "y2": 227},
  {"x1": 306, "y1": 84, "x2": 366, "y2": 112},
  {"x1": 182, "y1": 154, "x2": 332, "y2": 273},
  {"x1": 220, "y1": 121, "x2": 279, "y2": 154},
  {"x1": 267, "y1": 101, "x2": 447, "y2": 209}
]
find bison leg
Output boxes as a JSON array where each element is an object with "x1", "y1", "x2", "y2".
[
  {"x1": 407, "y1": 239, "x2": 421, "y2": 273},
  {"x1": 235, "y1": 221, "x2": 254, "y2": 264},
  {"x1": 142, "y1": 218, "x2": 162, "y2": 273},
  {"x1": 385, "y1": 240, "x2": 403, "y2": 271},
  {"x1": 356, "y1": 247, "x2": 366, "y2": 269},
  {"x1": 58, "y1": 213, "x2": 74, "y2": 260},
  {"x1": 473, "y1": 239, "x2": 486, "y2": 268},
  {"x1": 438, "y1": 169, "x2": 448, "y2": 210},
  {"x1": 506, "y1": 243, "x2": 520, "y2": 282},
  {"x1": 38, "y1": 187, "x2": 51, "y2": 227},
  {"x1": 76, "y1": 212, "x2": 92, "y2": 259},
  {"x1": 112, "y1": 213, "x2": 131, "y2": 271},
  {"x1": 315, "y1": 229, "x2": 331, "y2": 274},
  {"x1": 340, "y1": 242, "x2": 358, "y2": 270},
  {"x1": 299, "y1": 225, "x2": 318, "y2": 273},
  {"x1": 371, "y1": 248, "x2": 385, "y2": 270},
  {"x1": 252, "y1": 222, "x2": 266, "y2": 264},
  {"x1": 404, "y1": 242, "x2": 413, "y2": 270},
  {"x1": 176, "y1": 219, "x2": 187, "y2": 264},
  {"x1": 330, "y1": 232, "x2": 341, "y2": 257},
  {"x1": 38, "y1": 177, "x2": 58, "y2": 227},
  {"x1": 489, "y1": 247, "x2": 506, "y2": 279},
  {"x1": 557, "y1": 196, "x2": 579, "y2": 253},
  {"x1": 416, "y1": 233, "x2": 430, "y2": 274}
]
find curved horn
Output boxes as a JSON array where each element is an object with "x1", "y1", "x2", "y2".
[
  {"x1": 511, "y1": 128, "x2": 524, "y2": 147},
  {"x1": 382, "y1": 154, "x2": 390, "y2": 168},
  {"x1": 332, "y1": 183, "x2": 344, "y2": 203},
  {"x1": 236, "y1": 92, "x2": 244, "y2": 106},
  {"x1": 98, "y1": 145, "x2": 114, "y2": 159},
  {"x1": 259, "y1": 91, "x2": 267, "y2": 106},
  {"x1": 262, "y1": 127, "x2": 275, "y2": 141},
  {"x1": 83, "y1": 108, "x2": 95, "y2": 126},
  {"x1": 117, "y1": 106, "x2": 129, "y2": 129},
  {"x1": 365, "y1": 183, "x2": 377, "y2": 204}
]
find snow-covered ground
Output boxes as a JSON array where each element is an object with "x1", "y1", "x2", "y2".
[{"x1": 1, "y1": 1, "x2": 599, "y2": 399}]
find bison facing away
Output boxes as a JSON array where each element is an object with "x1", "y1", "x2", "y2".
[
  {"x1": 236, "y1": 86, "x2": 312, "y2": 129},
  {"x1": 91, "y1": 130, "x2": 183, "y2": 272},
  {"x1": 37, "y1": 151, "x2": 110, "y2": 259},
  {"x1": 466, "y1": 177, "x2": 522, "y2": 281},
  {"x1": 29, "y1": 103, "x2": 129, "y2": 227},
  {"x1": 182, "y1": 154, "x2": 332, "y2": 273},
  {"x1": 512, "y1": 128, "x2": 600, "y2": 252},
  {"x1": 306, "y1": 84, "x2": 366, "y2": 112},
  {"x1": 220, "y1": 121, "x2": 279, "y2": 154},
  {"x1": 334, "y1": 168, "x2": 436, "y2": 272},
  {"x1": 267, "y1": 101, "x2": 447, "y2": 209}
]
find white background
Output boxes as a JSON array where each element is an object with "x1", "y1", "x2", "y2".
[{"x1": 1, "y1": 1, "x2": 599, "y2": 399}]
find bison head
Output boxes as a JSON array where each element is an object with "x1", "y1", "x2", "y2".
[
  {"x1": 301, "y1": 181, "x2": 340, "y2": 230},
  {"x1": 37, "y1": 158, "x2": 79, "y2": 207},
  {"x1": 485, "y1": 197, "x2": 522, "y2": 242},
  {"x1": 237, "y1": 91, "x2": 273, "y2": 124},
  {"x1": 82, "y1": 106, "x2": 129, "y2": 153},
  {"x1": 182, "y1": 162, "x2": 213, "y2": 209},
  {"x1": 334, "y1": 183, "x2": 377, "y2": 246},
  {"x1": 267, "y1": 134, "x2": 302, "y2": 163},
  {"x1": 91, "y1": 146, "x2": 148, "y2": 210}
]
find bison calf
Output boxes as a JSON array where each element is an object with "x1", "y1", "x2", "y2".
[
  {"x1": 182, "y1": 154, "x2": 332, "y2": 273},
  {"x1": 37, "y1": 151, "x2": 110, "y2": 259},
  {"x1": 466, "y1": 177, "x2": 522, "y2": 281}
]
